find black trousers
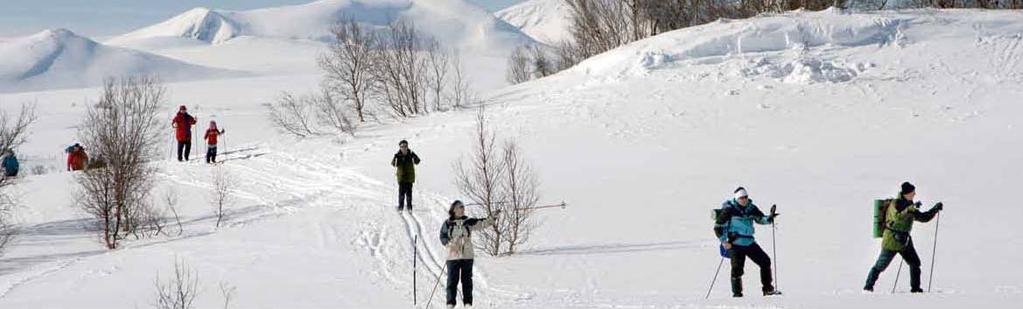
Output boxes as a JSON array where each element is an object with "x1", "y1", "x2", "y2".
[
  {"x1": 398, "y1": 182, "x2": 413, "y2": 210},
  {"x1": 446, "y1": 259, "x2": 474, "y2": 306},
  {"x1": 177, "y1": 141, "x2": 191, "y2": 161},
  {"x1": 206, "y1": 146, "x2": 218, "y2": 163},
  {"x1": 730, "y1": 242, "x2": 774, "y2": 295},
  {"x1": 865, "y1": 239, "x2": 922, "y2": 291}
]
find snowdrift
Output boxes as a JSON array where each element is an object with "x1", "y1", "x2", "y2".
[{"x1": 0, "y1": 29, "x2": 241, "y2": 93}]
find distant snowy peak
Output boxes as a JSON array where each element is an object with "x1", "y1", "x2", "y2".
[
  {"x1": 114, "y1": 7, "x2": 239, "y2": 44},
  {"x1": 109, "y1": 0, "x2": 535, "y2": 49},
  {"x1": 496, "y1": 0, "x2": 573, "y2": 44},
  {"x1": 0, "y1": 29, "x2": 240, "y2": 93}
]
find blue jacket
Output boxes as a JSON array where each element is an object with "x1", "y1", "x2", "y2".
[
  {"x1": 1, "y1": 155, "x2": 18, "y2": 173},
  {"x1": 714, "y1": 199, "x2": 772, "y2": 246}
]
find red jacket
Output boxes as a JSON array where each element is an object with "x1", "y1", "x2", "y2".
[
  {"x1": 67, "y1": 149, "x2": 88, "y2": 171},
  {"x1": 172, "y1": 112, "x2": 197, "y2": 142},
  {"x1": 204, "y1": 128, "x2": 224, "y2": 145}
]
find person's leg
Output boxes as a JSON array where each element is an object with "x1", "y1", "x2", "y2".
[
  {"x1": 398, "y1": 182, "x2": 407, "y2": 210},
  {"x1": 446, "y1": 260, "x2": 460, "y2": 306},
  {"x1": 177, "y1": 142, "x2": 185, "y2": 161},
  {"x1": 184, "y1": 140, "x2": 191, "y2": 161},
  {"x1": 407, "y1": 182, "x2": 414, "y2": 211},
  {"x1": 461, "y1": 260, "x2": 474, "y2": 305},
  {"x1": 900, "y1": 240, "x2": 923, "y2": 292},
  {"x1": 212, "y1": 147, "x2": 218, "y2": 163},
  {"x1": 730, "y1": 245, "x2": 748, "y2": 296},
  {"x1": 746, "y1": 243, "x2": 775, "y2": 293},
  {"x1": 206, "y1": 147, "x2": 212, "y2": 163},
  {"x1": 865, "y1": 249, "x2": 898, "y2": 290}
]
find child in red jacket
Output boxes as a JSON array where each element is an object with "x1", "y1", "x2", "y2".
[{"x1": 204, "y1": 121, "x2": 225, "y2": 164}]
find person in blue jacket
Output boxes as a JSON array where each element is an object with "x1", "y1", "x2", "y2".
[
  {"x1": 713, "y1": 187, "x2": 781, "y2": 297},
  {"x1": 1, "y1": 149, "x2": 19, "y2": 178}
]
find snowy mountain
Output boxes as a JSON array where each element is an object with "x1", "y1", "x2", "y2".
[
  {"x1": 108, "y1": 0, "x2": 535, "y2": 50},
  {"x1": 1, "y1": 8, "x2": 1023, "y2": 309},
  {"x1": 0, "y1": 29, "x2": 240, "y2": 93},
  {"x1": 496, "y1": 0, "x2": 573, "y2": 44}
]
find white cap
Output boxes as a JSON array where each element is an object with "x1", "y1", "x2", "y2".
[{"x1": 735, "y1": 188, "x2": 749, "y2": 200}]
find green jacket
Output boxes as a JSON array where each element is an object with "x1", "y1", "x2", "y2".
[
  {"x1": 391, "y1": 150, "x2": 421, "y2": 183},
  {"x1": 881, "y1": 197, "x2": 939, "y2": 251}
]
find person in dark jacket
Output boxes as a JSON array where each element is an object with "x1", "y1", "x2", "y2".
[
  {"x1": 864, "y1": 182, "x2": 943, "y2": 293},
  {"x1": 439, "y1": 200, "x2": 499, "y2": 308},
  {"x1": 1, "y1": 149, "x2": 18, "y2": 177},
  {"x1": 390, "y1": 140, "x2": 420, "y2": 212},
  {"x1": 714, "y1": 187, "x2": 781, "y2": 297},
  {"x1": 172, "y1": 105, "x2": 197, "y2": 162}
]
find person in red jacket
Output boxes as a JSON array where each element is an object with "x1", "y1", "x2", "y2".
[
  {"x1": 66, "y1": 143, "x2": 88, "y2": 171},
  {"x1": 203, "y1": 121, "x2": 225, "y2": 164},
  {"x1": 172, "y1": 105, "x2": 197, "y2": 162}
]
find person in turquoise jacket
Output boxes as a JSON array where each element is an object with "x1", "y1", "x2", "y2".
[
  {"x1": 1, "y1": 149, "x2": 18, "y2": 178},
  {"x1": 714, "y1": 187, "x2": 781, "y2": 297}
]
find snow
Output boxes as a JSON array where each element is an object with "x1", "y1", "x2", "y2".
[
  {"x1": 1, "y1": 6, "x2": 1023, "y2": 309},
  {"x1": 495, "y1": 0, "x2": 573, "y2": 45},
  {"x1": 0, "y1": 29, "x2": 242, "y2": 93}
]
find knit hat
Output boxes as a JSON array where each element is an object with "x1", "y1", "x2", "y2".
[
  {"x1": 448, "y1": 200, "x2": 464, "y2": 218},
  {"x1": 399, "y1": 140, "x2": 409, "y2": 146},
  {"x1": 900, "y1": 182, "x2": 916, "y2": 195},
  {"x1": 209, "y1": 120, "x2": 217, "y2": 129},
  {"x1": 179, "y1": 105, "x2": 187, "y2": 111},
  {"x1": 734, "y1": 187, "x2": 748, "y2": 200}
]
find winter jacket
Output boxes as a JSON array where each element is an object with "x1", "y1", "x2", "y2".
[
  {"x1": 67, "y1": 148, "x2": 88, "y2": 171},
  {"x1": 714, "y1": 199, "x2": 773, "y2": 247},
  {"x1": 391, "y1": 151, "x2": 421, "y2": 183},
  {"x1": 172, "y1": 112, "x2": 197, "y2": 142},
  {"x1": 439, "y1": 216, "x2": 495, "y2": 261},
  {"x1": 204, "y1": 128, "x2": 224, "y2": 146},
  {"x1": 1, "y1": 154, "x2": 18, "y2": 174},
  {"x1": 881, "y1": 197, "x2": 939, "y2": 251}
]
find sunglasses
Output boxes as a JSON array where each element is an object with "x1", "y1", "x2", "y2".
[{"x1": 738, "y1": 196, "x2": 749, "y2": 200}]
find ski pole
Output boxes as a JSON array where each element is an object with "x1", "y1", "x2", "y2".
[
  {"x1": 515, "y1": 202, "x2": 568, "y2": 212},
  {"x1": 772, "y1": 221, "x2": 778, "y2": 289},
  {"x1": 705, "y1": 257, "x2": 725, "y2": 299},
  {"x1": 891, "y1": 260, "x2": 903, "y2": 294},
  {"x1": 928, "y1": 213, "x2": 940, "y2": 292},
  {"x1": 413, "y1": 235, "x2": 417, "y2": 306},
  {"x1": 425, "y1": 263, "x2": 447, "y2": 309}
]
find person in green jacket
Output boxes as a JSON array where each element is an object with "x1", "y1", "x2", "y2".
[
  {"x1": 391, "y1": 140, "x2": 421, "y2": 212},
  {"x1": 864, "y1": 182, "x2": 943, "y2": 293}
]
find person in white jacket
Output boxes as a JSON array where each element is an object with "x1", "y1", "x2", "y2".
[{"x1": 439, "y1": 200, "x2": 500, "y2": 308}]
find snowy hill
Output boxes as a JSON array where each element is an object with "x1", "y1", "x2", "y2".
[
  {"x1": 495, "y1": 0, "x2": 573, "y2": 45},
  {"x1": 108, "y1": 0, "x2": 534, "y2": 50},
  {"x1": 1, "y1": 8, "x2": 1023, "y2": 309},
  {"x1": 0, "y1": 29, "x2": 240, "y2": 93}
]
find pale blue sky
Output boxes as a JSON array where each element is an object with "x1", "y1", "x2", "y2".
[{"x1": 0, "y1": 0, "x2": 523, "y2": 37}]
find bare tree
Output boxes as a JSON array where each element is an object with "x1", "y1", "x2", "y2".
[
  {"x1": 528, "y1": 45, "x2": 555, "y2": 79},
  {"x1": 499, "y1": 141, "x2": 541, "y2": 255},
  {"x1": 219, "y1": 281, "x2": 236, "y2": 309},
  {"x1": 311, "y1": 89, "x2": 358, "y2": 137},
  {"x1": 210, "y1": 165, "x2": 235, "y2": 229},
  {"x1": 506, "y1": 46, "x2": 531, "y2": 85},
  {"x1": 265, "y1": 92, "x2": 325, "y2": 138},
  {"x1": 319, "y1": 18, "x2": 378, "y2": 123},
  {"x1": 75, "y1": 77, "x2": 164, "y2": 249},
  {"x1": 453, "y1": 106, "x2": 507, "y2": 256},
  {"x1": 154, "y1": 259, "x2": 199, "y2": 309},
  {"x1": 426, "y1": 40, "x2": 451, "y2": 112},
  {"x1": 0, "y1": 103, "x2": 36, "y2": 255},
  {"x1": 449, "y1": 51, "x2": 475, "y2": 109},
  {"x1": 371, "y1": 20, "x2": 431, "y2": 117},
  {"x1": 164, "y1": 188, "x2": 184, "y2": 236}
]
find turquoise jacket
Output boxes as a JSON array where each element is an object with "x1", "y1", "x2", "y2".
[{"x1": 714, "y1": 199, "x2": 773, "y2": 246}]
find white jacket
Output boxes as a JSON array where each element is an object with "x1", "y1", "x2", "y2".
[{"x1": 439, "y1": 216, "x2": 494, "y2": 260}]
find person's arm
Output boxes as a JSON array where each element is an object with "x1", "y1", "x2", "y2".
[
  {"x1": 751, "y1": 205, "x2": 773, "y2": 225},
  {"x1": 391, "y1": 154, "x2": 398, "y2": 167},
  {"x1": 412, "y1": 152, "x2": 421, "y2": 165},
  {"x1": 913, "y1": 202, "x2": 942, "y2": 222},
  {"x1": 439, "y1": 222, "x2": 451, "y2": 246},
  {"x1": 467, "y1": 212, "x2": 501, "y2": 231}
]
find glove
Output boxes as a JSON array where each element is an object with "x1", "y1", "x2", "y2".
[
  {"x1": 769, "y1": 204, "x2": 779, "y2": 221},
  {"x1": 933, "y1": 202, "x2": 943, "y2": 211},
  {"x1": 914, "y1": 201, "x2": 922, "y2": 207}
]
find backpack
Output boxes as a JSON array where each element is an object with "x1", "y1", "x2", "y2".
[
  {"x1": 712, "y1": 207, "x2": 731, "y2": 258},
  {"x1": 872, "y1": 199, "x2": 895, "y2": 238}
]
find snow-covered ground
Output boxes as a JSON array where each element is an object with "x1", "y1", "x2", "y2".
[
  {"x1": 496, "y1": 0, "x2": 573, "y2": 45},
  {"x1": 1, "y1": 6, "x2": 1022, "y2": 309}
]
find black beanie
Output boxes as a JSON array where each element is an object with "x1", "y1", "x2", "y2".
[
  {"x1": 900, "y1": 182, "x2": 916, "y2": 195},
  {"x1": 399, "y1": 140, "x2": 408, "y2": 146}
]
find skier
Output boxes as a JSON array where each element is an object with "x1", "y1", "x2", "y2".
[
  {"x1": 203, "y1": 121, "x2": 225, "y2": 164},
  {"x1": 439, "y1": 200, "x2": 500, "y2": 308},
  {"x1": 1, "y1": 149, "x2": 18, "y2": 178},
  {"x1": 714, "y1": 187, "x2": 781, "y2": 297},
  {"x1": 65, "y1": 144, "x2": 88, "y2": 171},
  {"x1": 390, "y1": 140, "x2": 420, "y2": 212},
  {"x1": 864, "y1": 182, "x2": 943, "y2": 293},
  {"x1": 171, "y1": 105, "x2": 197, "y2": 162}
]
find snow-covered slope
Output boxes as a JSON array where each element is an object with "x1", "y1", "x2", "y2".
[
  {"x1": 0, "y1": 29, "x2": 240, "y2": 93},
  {"x1": 496, "y1": 0, "x2": 573, "y2": 44},
  {"x1": 2, "y1": 8, "x2": 1022, "y2": 309},
  {"x1": 108, "y1": 0, "x2": 534, "y2": 51}
]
